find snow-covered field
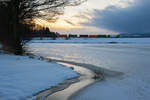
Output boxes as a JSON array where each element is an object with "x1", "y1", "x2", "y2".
[
  {"x1": 0, "y1": 53, "x2": 77, "y2": 100},
  {"x1": 30, "y1": 38, "x2": 150, "y2": 44},
  {"x1": 28, "y1": 38, "x2": 150, "y2": 100}
]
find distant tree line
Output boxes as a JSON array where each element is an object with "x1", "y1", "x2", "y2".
[
  {"x1": 0, "y1": 0, "x2": 84, "y2": 55},
  {"x1": 29, "y1": 27, "x2": 59, "y2": 40}
]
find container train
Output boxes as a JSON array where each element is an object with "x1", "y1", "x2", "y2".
[{"x1": 56, "y1": 34, "x2": 120, "y2": 38}]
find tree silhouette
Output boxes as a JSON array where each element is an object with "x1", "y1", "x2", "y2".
[{"x1": 0, "y1": 0, "x2": 84, "y2": 54}]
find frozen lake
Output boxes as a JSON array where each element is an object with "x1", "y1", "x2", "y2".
[{"x1": 28, "y1": 39, "x2": 150, "y2": 100}]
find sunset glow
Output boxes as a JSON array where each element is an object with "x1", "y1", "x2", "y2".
[{"x1": 35, "y1": 0, "x2": 134, "y2": 34}]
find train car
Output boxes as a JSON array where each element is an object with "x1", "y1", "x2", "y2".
[
  {"x1": 98, "y1": 35, "x2": 110, "y2": 38},
  {"x1": 69, "y1": 34, "x2": 78, "y2": 38},
  {"x1": 107, "y1": 35, "x2": 110, "y2": 38},
  {"x1": 79, "y1": 35, "x2": 88, "y2": 38},
  {"x1": 57, "y1": 34, "x2": 68, "y2": 38},
  {"x1": 116, "y1": 34, "x2": 120, "y2": 38},
  {"x1": 89, "y1": 35, "x2": 98, "y2": 38}
]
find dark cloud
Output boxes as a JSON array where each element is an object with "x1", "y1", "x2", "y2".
[{"x1": 84, "y1": 0, "x2": 150, "y2": 34}]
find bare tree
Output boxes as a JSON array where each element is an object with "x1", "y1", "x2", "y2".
[{"x1": 0, "y1": 0, "x2": 85, "y2": 54}]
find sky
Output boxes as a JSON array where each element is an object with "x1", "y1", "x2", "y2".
[{"x1": 35, "y1": 0, "x2": 150, "y2": 35}]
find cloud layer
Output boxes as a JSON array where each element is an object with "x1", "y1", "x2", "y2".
[{"x1": 84, "y1": 0, "x2": 150, "y2": 34}]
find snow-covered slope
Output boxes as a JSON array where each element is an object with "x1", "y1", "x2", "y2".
[{"x1": 0, "y1": 53, "x2": 77, "y2": 100}]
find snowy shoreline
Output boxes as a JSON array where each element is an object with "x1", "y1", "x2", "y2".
[
  {"x1": 30, "y1": 54, "x2": 122, "y2": 100},
  {"x1": 0, "y1": 51, "x2": 78, "y2": 100},
  {"x1": 0, "y1": 49, "x2": 106, "y2": 100},
  {"x1": 26, "y1": 54, "x2": 100, "y2": 100}
]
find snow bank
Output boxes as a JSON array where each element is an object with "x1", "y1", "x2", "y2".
[
  {"x1": 30, "y1": 38, "x2": 150, "y2": 44},
  {"x1": 0, "y1": 53, "x2": 77, "y2": 100}
]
